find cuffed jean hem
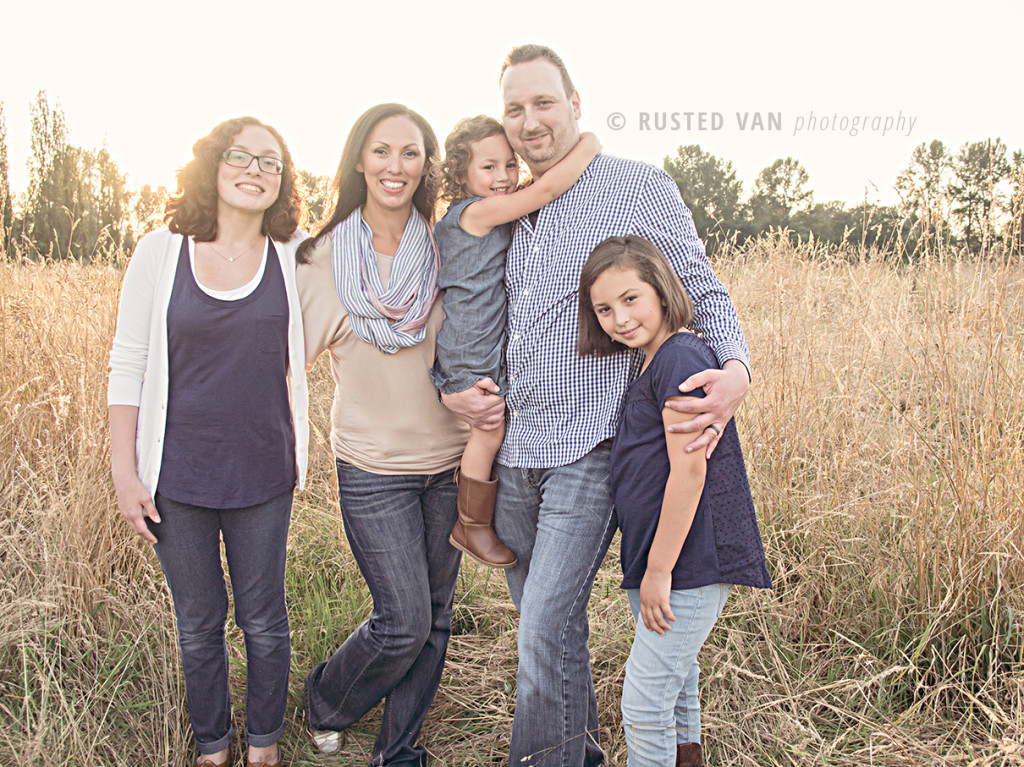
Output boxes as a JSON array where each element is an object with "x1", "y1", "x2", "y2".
[
  {"x1": 196, "y1": 729, "x2": 234, "y2": 756},
  {"x1": 246, "y1": 721, "x2": 286, "y2": 749}
]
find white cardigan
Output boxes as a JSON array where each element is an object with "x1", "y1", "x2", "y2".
[{"x1": 107, "y1": 229, "x2": 309, "y2": 497}]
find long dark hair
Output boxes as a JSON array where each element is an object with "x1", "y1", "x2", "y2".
[
  {"x1": 165, "y1": 116, "x2": 305, "y2": 242},
  {"x1": 297, "y1": 104, "x2": 439, "y2": 263}
]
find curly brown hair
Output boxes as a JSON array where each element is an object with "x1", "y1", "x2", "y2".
[
  {"x1": 577, "y1": 236, "x2": 695, "y2": 357},
  {"x1": 165, "y1": 116, "x2": 305, "y2": 242},
  {"x1": 438, "y1": 116, "x2": 509, "y2": 203},
  {"x1": 297, "y1": 103, "x2": 439, "y2": 264}
]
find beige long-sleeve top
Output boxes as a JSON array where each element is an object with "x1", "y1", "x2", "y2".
[{"x1": 297, "y1": 233, "x2": 468, "y2": 475}]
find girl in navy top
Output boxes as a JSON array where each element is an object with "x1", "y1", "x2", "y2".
[{"x1": 577, "y1": 235, "x2": 770, "y2": 767}]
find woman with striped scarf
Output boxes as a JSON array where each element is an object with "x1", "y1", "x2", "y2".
[{"x1": 295, "y1": 103, "x2": 469, "y2": 766}]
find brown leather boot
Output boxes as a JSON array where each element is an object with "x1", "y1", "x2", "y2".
[
  {"x1": 676, "y1": 742, "x2": 703, "y2": 767},
  {"x1": 449, "y1": 467, "x2": 517, "y2": 568}
]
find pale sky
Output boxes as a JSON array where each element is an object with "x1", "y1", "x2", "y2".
[{"x1": 2, "y1": 0, "x2": 1021, "y2": 208}]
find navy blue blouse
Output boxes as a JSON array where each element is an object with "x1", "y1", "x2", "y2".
[{"x1": 610, "y1": 332, "x2": 771, "y2": 591}]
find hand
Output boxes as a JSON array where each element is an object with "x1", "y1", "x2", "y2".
[
  {"x1": 113, "y1": 471, "x2": 160, "y2": 544},
  {"x1": 440, "y1": 377, "x2": 505, "y2": 431},
  {"x1": 639, "y1": 569, "x2": 675, "y2": 635},
  {"x1": 665, "y1": 359, "x2": 750, "y2": 459}
]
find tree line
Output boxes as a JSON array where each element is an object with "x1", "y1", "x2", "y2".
[
  {"x1": 665, "y1": 139, "x2": 1024, "y2": 257},
  {"x1": 1, "y1": 91, "x2": 1021, "y2": 262},
  {"x1": 0, "y1": 93, "x2": 332, "y2": 262},
  {"x1": 0, "y1": 93, "x2": 164, "y2": 261}
]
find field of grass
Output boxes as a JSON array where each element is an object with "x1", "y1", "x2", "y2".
[{"x1": 1, "y1": 239, "x2": 1022, "y2": 766}]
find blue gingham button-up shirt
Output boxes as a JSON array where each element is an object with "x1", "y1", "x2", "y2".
[{"x1": 496, "y1": 154, "x2": 750, "y2": 469}]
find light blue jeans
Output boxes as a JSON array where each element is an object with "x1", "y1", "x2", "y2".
[
  {"x1": 494, "y1": 441, "x2": 617, "y2": 767},
  {"x1": 621, "y1": 584, "x2": 732, "y2": 767}
]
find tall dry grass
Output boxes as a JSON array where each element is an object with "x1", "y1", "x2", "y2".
[{"x1": 1, "y1": 239, "x2": 1021, "y2": 766}]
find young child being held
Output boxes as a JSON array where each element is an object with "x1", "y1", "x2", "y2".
[
  {"x1": 433, "y1": 115, "x2": 600, "y2": 568},
  {"x1": 577, "y1": 235, "x2": 771, "y2": 767}
]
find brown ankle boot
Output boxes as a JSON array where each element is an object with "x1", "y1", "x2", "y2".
[
  {"x1": 676, "y1": 742, "x2": 703, "y2": 767},
  {"x1": 449, "y1": 467, "x2": 517, "y2": 568}
]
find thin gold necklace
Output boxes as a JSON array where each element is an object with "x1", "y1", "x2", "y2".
[{"x1": 205, "y1": 238, "x2": 263, "y2": 263}]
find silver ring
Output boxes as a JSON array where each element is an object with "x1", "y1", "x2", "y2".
[{"x1": 707, "y1": 424, "x2": 721, "y2": 436}]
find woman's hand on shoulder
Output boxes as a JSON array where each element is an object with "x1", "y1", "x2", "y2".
[{"x1": 113, "y1": 471, "x2": 160, "y2": 544}]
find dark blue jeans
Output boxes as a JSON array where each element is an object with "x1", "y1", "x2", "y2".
[
  {"x1": 150, "y1": 490, "x2": 292, "y2": 754},
  {"x1": 304, "y1": 460, "x2": 461, "y2": 767}
]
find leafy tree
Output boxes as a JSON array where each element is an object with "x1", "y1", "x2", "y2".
[
  {"x1": 23, "y1": 91, "x2": 132, "y2": 260},
  {"x1": 845, "y1": 203, "x2": 919, "y2": 255},
  {"x1": 78, "y1": 145, "x2": 133, "y2": 253},
  {"x1": 0, "y1": 104, "x2": 13, "y2": 256},
  {"x1": 749, "y1": 157, "x2": 812, "y2": 231},
  {"x1": 663, "y1": 145, "x2": 745, "y2": 252},
  {"x1": 947, "y1": 138, "x2": 1012, "y2": 254},
  {"x1": 132, "y1": 184, "x2": 170, "y2": 238},
  {"x1": 1008, "y1": 150, "x2": 1023, "y2": 254},
  {"x1": 24, "y1": 91, "x2": 77, "y2": 258},
  {"x1": 298, "y1": 170, "x2": 330, "y2": 228},
  {"x1": 896, "y1": 140, "x2": 951, "y2": 249},
  {"x1": 788, "y1": 201, "x2": 919, "y2": 257},
  {"x1": 789, "y1": 201, "x2": 853, "y2": 246}
]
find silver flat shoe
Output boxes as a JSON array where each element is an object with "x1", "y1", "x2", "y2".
[{"x1": 309, "y1": 728, "x2": 342, "y2": 754}]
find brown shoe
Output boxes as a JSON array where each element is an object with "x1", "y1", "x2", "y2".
[
  {"x1": 449, "y1": 467, "x2": 517, "y2": 568},
  {"x1": 677, "y1": 742, "x2": 703, "y2": 767},
  {"x1": 195, "y1": 746, "x2": 231, "y2": 767}
]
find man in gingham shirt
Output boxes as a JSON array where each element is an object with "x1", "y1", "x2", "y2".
[{"x1": 442, "y1": 44, "x2": 752, "y2": 766}]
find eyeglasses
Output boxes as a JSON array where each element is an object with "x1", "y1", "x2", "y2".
[{"x1": 222, "y1": 149, "x2": 284, "y2": 175}]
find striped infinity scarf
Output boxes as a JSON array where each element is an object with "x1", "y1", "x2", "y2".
[{"x1": 332, "y1": 207, "x2": 439, "y2": 354}]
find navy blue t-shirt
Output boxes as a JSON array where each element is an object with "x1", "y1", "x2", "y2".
[{"x1": 610, "y1": 332, "x2": 771, "y2": 591}]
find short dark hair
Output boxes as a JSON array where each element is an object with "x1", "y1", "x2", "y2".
[
  {"x1": 500, "y1": 44, "x2": 575, "y2": 97},
  {"x1": 577, "y1": 236, "x2": 695, "y2": 356},
  {"x1": 165, "y1": 116, "x2": 304, "y2": 242},
  {"x1": 298, "y1": 103, "x2": 439, "y2": 263},
  {"x1": 438, "y1": 115, "x2": 509, "y2": 202}
]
